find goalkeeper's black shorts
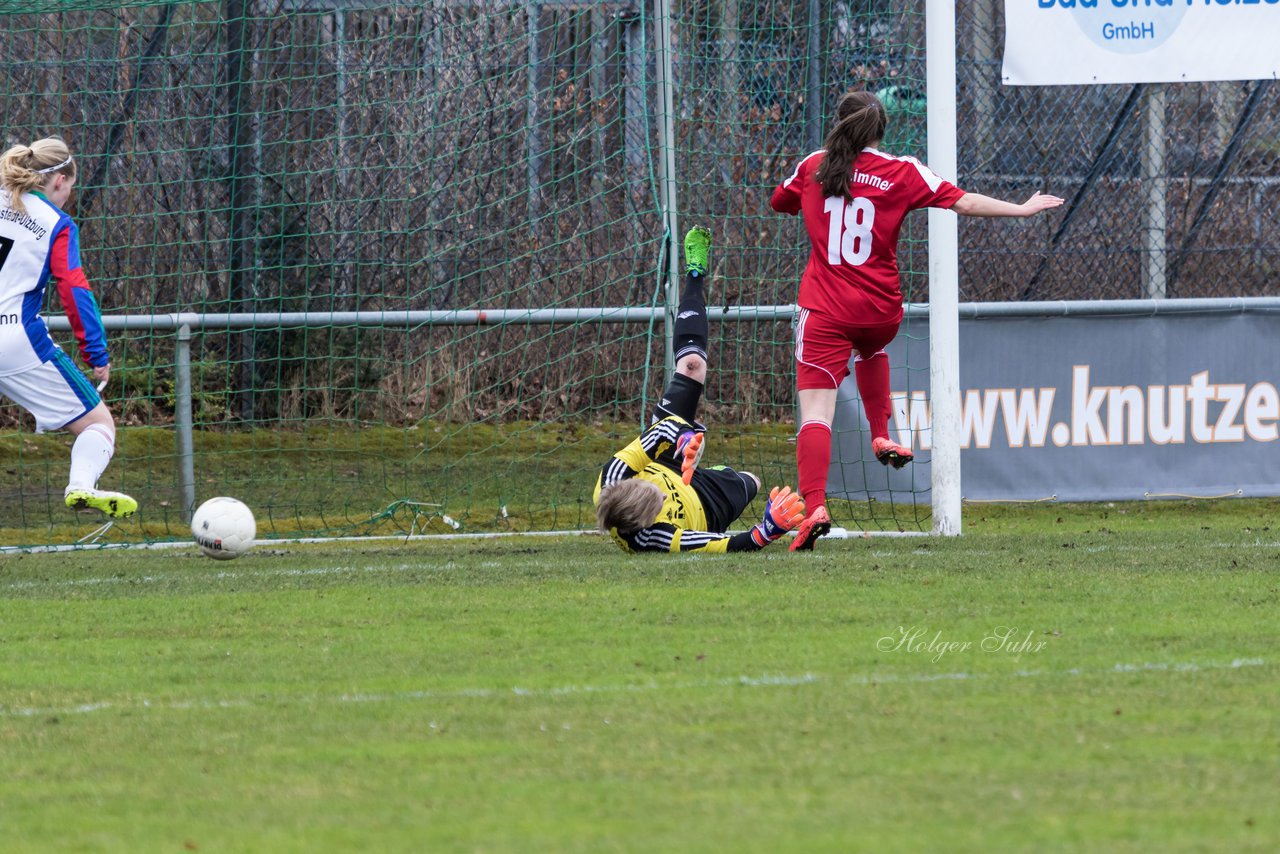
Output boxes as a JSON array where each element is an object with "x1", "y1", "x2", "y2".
[{"x1": 689, "y1": 465, "x2": 759, "y2": 533}]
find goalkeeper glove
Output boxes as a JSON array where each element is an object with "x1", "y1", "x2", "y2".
[
  {"x1": 677, "y1": 430, "x2": 705, "y2": 485},
  {"x1": 750, "y1": 486, "x2": 806, "y2": 548}
]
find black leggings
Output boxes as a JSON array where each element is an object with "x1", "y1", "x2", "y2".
[{"x1": 651, "y1": 371, "x2": 703, "y2": 427}]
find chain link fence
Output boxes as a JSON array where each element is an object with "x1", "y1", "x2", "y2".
[
  {"x1": 674, "y1": 0, "x2": 1280, "y2": 305},
  {"x1": 958, "y1": 3, "x2": 1278, "y2": 302}
]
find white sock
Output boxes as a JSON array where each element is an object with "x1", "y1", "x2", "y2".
[{"x1": 66, "y1": 424, "x2": 116, "y2": 493}]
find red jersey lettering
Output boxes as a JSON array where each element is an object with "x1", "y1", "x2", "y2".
[{"x1": 771, "y1": 147, "x2": 965, "y2": 324}]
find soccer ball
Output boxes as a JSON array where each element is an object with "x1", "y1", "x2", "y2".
[{"x1": 191, "y1": 497, "x2": 256, "y2": 560}]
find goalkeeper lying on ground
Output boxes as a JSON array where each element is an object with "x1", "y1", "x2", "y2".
[{"x1": 593, "y1": 227, "x2": 805, "y2": 553}]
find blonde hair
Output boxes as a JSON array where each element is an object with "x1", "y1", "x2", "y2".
[
  {"x1": 1, "y1": 138, "x2": 77, "y2": 214},
  {"x1": 596, "y1": 479, "x2": 665, "y2": 534}
]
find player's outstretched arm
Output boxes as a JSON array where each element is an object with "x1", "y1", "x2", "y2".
[
  {"x1": 637, "y1": 487, "x2": 805, "y2": 553},
  {"x1": 951, "y1": 190, "x2": 1064, "y2": 218}
]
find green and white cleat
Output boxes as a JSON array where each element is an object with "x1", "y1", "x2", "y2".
[
  {"x1": 65, "y1": 487, "x2": 138, "y2": 519},
  {"x1": 683, "y1": 225, "x2": 711, "y2": 277}
]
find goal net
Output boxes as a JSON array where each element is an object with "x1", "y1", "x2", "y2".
[{"x1": 0, "y1": 0, "x2": 940, "y2": 548}]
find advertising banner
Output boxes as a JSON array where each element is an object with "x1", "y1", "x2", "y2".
[
  {"x1": 1002, "y1": 2, "x2": 1280, "y2": 86},
  {"x1": 830, "y1": 309, "x2": 1280, "y2": 502}
]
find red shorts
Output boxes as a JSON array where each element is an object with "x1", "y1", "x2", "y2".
[{"x1": 793, "y1": 307, "x2": 899, "y2": 390}]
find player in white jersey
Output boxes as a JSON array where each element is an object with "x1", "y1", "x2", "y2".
[{"x1": 0, "y1": 138, "x2": 136, "y2": 518}]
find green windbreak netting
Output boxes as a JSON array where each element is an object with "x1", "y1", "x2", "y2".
[
  {"x1": 14, "y1": 2, "x2": 1245, "y2": 545},
  {"x1": 0, "y1": 1, "x2": 671, "y2": 546}
]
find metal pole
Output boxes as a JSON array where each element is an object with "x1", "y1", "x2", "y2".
[
  {"x1": 589, "y1": 4, "x2": 608, "y2": 202},
  {"x1": 225, "y1": 0, "x2": 257, "y2": 420},
  {"x1": 654, "y1": 0, "x2": 680, "y2": 381},
  {"x1": 46, "y1": 297, "x2": 1279, "y2": 337},
  {"x1": 622, "y1": 11, "x2": 645, "y2": 176},
  {"x1": 720, "y1": 0, "x2": 740, "y2": 139},
  {"x1": 175, "y1": 324, "x2": 197, "y2": 522},
  {"x1": 804, "y1": 0, "x2": 822, "y2": 151},
  {"x1": 926, "y1": 0, "x2": 962, "y2": 536},
  {"x1": 526, "y1": 1, "x2": 543, "y2": 221},
  {"x1": 334, "y1": 8, "x2": 354, "y2": 300},
  {"x1": 1142, "y1": 85, "x2": 1168, "y2": 300},
  {"x1": 971, "y1": 0, "x2": 997, "y2": 159}
]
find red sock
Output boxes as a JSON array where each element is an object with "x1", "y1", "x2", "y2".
[
  {"x1": 796, "y1": 420, "x2": 832, "y2": 513},
  {"x1": 855, "y1": 354, "x2": 892, "y2": 441}
]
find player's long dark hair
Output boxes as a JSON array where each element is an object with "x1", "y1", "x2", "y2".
[{"x1": 814, "y1": 90, "x2": 887, "y2": 202}]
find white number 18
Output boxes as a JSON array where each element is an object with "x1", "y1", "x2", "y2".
[{"x1": 823, "y1": 196, "x2": 875, "y2": 266}]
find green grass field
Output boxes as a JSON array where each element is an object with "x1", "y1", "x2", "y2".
[{"x1": 2, "y1": 500, "x2": 1278, "y2": 852}]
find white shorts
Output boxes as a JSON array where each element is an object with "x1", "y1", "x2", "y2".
[{"x1": 0, "y1": 351, "x2": 101, "y2": 432}]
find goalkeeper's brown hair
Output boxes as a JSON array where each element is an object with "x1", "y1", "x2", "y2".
[
  {"x1": 596, "y1": 479, "x2": 665, "y2": 533},
  {"x1": 815, "y1": 89, "x2": 887, "y2": 202}
]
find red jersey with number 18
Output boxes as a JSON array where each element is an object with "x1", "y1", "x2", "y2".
[{"x1": 771, "y1": 147, "x2": 966, "y2": 325}]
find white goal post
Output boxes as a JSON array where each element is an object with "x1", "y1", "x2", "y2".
[{"x1": 926, "y1": 0, "x2": 963, "y2": 535}]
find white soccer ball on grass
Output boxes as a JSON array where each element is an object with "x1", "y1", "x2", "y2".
[{"x1": 191, "y1": 497, "x2": 256, "y2": 560}]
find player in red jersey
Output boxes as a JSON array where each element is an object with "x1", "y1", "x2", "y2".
[{"x1": 771, "y1": 89, "x2": 1063, "y2": 550}]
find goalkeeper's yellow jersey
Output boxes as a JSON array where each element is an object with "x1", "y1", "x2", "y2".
[
  {"x1": 593, "y1": 419, "x2": 752, "y2": 553},
  {"x1": 592, "y1": 436, "x2": 709, "y2": 530}
]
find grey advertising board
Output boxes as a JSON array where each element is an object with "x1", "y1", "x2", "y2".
[{"x1": 831, "y1": 307, "x2": 1280, "y2": 502}]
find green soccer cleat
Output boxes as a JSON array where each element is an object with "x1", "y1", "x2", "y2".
[
  {"x1": 65, "y1": 487, "x2": 138, "y2": 519},
  {"x1": 683, "y1": 226, "x2": 711, "y2": 277}
]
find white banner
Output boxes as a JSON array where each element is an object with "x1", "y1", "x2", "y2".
[
  {"x1": 830, "y1": 308, "x2": 1280, "y2": 502},
  {"x1": 1003, "y1": 2, "x2": 1280, "y2": 86}
]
